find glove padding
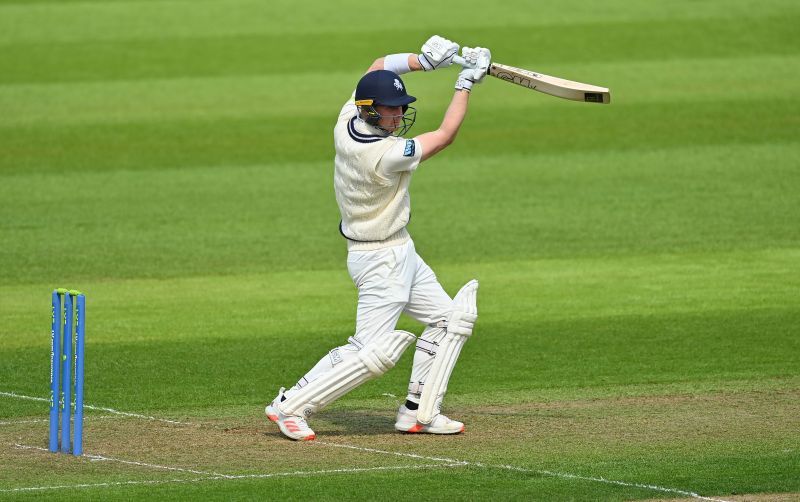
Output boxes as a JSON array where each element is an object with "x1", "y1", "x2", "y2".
[
  {"x1": 418, "y1": 35, "x2": 459, "y2": 71},
  {"x1": 455, "y1": 46, "x2": 491, "y2": 92}
]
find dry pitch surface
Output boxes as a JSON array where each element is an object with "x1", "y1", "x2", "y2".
[{"x1": 2, "y1": 387, "x2": 798, "y2": 500}]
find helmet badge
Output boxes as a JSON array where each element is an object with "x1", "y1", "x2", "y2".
[{"x1": 394, "y1": 78, "x2": 403, "y2": 91}]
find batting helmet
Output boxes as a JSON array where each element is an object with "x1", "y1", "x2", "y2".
[
  {"x1": 354, "y1": 70, "x2": 417, "y2": 136},
  {"x1": 355, "y1": 70, "x2": 416, "y2": 108}
]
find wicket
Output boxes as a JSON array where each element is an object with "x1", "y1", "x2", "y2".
[{"x1": 49, "y1": 288, "x2": 85, "y2": 456}]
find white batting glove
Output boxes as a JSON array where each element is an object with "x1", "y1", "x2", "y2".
[
  {"x1": 454, "y1": 47, "x2": 491, "y2": 91},
  {"x1": 418, "y1": 35, "x2": 460, "y2": 71}
]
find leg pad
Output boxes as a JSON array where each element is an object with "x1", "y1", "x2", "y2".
[
  {"x1": 279, "y1": 330, "x2": 415, "y2": 417},
  {"x1": 417, "y1": 280, "x2": 478, "y2": 424}
]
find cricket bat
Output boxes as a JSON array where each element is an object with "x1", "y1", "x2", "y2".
[{"x1": 453, "y1": 55, "x2": 611, "y2": 104}]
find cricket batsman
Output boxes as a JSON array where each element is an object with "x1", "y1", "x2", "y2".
[{"x1": 266, "y1": 36, "x2": 491, "y2": 440}]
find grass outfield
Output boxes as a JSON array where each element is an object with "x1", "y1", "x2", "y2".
[{"x1": 1, "y1": 0, "x2": 799, "y2": 499}]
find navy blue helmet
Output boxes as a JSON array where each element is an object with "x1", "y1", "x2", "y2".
[
  {"x1": 354, "y1": 70, "x2": 417, "y2": 136},
  {"x1": 355, "y1": 70, "x2": 416, "y2": 109}
]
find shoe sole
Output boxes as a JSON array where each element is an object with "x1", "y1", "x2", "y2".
[
  {"x1": 265, "y1": 405, "x2": 279, "y2": 423},
  {"x1": 396, "y1": 423, "x2": 465, "y2": 434}
]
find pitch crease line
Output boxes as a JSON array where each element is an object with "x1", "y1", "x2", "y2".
[
  {"x1": 5, "y1": 446, "x2": 462, "y2": 494},
  {"x1": 0, "y1": 416, "x2": 116, "y2": 426},
  {"x1": 0, "y1": 478, "x2": 210, "y2": 494},
  {"x1": 316, "y1": 441, "x2": 731, "y2": 502},
  {"x1": 0, "y1": 390, "x2": 193, "y2": 426},
  {"x1": 15, "y1": 444, "x2": 234, "y2": 478}
]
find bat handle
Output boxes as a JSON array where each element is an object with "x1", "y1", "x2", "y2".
[
  {"x1": 452, "y1": 55, "x2": 490, "y2": 75},
  {"x1": 452, "y1": 55, "x2": 473, "y2": 68}
]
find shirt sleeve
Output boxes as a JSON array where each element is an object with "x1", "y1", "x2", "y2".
[
  {"x1": 338, "y1": 91, "x2": 357, "y2": 119},
  {"x1": 378, "y1": 138, "x2": 422, "y2": 174}
]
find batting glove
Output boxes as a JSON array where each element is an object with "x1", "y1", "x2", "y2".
[
  {"x1": 455, "y1": 47, "x2": 491, "y2": 91},
  {"x1": 418, "y1": 35, "x2": 460, "y2": 71}
]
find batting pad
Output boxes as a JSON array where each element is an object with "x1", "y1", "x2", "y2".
[
  {"x1": 279, "y1": 330, "x2": 416, "y2": 417},
  {"x1": 417, "y1": 280, "x2": 478, "y2": 425}
]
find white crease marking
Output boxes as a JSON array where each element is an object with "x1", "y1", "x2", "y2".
[
  {"x1": 0, "y1": 391, "x2": 193, "y2": 426},
  {"x1": 0, "y1": 416, "x2": 116, "y2": 426},
  {"x1": 5, "y1": 443, "x2": 462, "y2": 493},
  {"x1": 15, "y1": 444, "x2": 233, "y2": 478},
  {"x1": 317, "y1": 442, "x2": 731, "y2": 502}
]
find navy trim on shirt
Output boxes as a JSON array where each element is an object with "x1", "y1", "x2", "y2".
[
  {"x1": 338, "y1": 219, "x2": 410, "y2": 242},
  {"x1": 339, "y1": 221, "x2": 374, "y2": 242},
  {"x1": 347, "y1": 117, "x2": 385, "y2": 143}
]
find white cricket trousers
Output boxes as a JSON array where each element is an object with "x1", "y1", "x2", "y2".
[
  {"x1": 347, "y1": 239, "x2": 451, "y2": 345},
  {"x1": 286, "y1": 239, "x2": 453, "y2": 405}
]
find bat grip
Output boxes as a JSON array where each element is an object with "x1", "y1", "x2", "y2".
[
  {"x1": 452, "y1": 55, "x2": 473, "y2": 68},
  {"x1": 453, "y1": 55, "x2": 490, "y2": 75}
]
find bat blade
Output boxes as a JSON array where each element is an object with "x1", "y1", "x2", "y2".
[{"x1": 489, "y1": 62, "x2": 611, "y2": 104}]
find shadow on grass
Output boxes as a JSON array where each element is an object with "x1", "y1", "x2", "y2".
[{"x1": 310, "y1": 409, "x2": 398, "y2": 437}]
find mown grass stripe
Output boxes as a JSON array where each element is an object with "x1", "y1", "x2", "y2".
[
  {"x1": 0, "y1": 16, "x2": 797, "y2": 85},
  {"x1": 1, "y1": 55, "x2": 798, "y2": 128},
  {"x1": 1, "y1": 99, "x2": 797, "y2": 174},
  {"x1": 1, "y1": 0, "x2": 796, "y2": 46},
  {"x1": 1, "y1": 142, "x2": 796, "y2": 283}
]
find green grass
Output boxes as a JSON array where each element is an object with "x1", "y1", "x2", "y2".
[{"x1": 1, "y1": 0, "x2": 799, "y2": 500}]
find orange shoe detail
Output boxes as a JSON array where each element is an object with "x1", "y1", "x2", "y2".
[
  {"x1": 407, "y1": 423, "x2": 424, "y2": 433},
  {"x1": 267, "y1": 414, "x2": 278, "y2": 422},
  {"x1": 304, "y1": 434, "x2": 316, "y2": 441}
]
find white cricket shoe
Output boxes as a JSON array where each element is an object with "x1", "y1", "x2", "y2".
[
  {"x1": 265, "y1": 388, "x2": 316, "y2": 441},
  {"x1": 394, "y1": 404, "x2": 465, "y2": 434}
]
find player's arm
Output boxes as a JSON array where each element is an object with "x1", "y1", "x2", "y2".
[
  {"x1": 415, "y1": 47, "x2": 492, "y2": 162},
  {"x1": 343, "y1": 36, "x2": 460, "y2": 119},
  {"x1": 365, "y1": 55, "x2": 423, "y2": 74},
  {"x1": 364, "y1": 35, "x2": 459, "y2": 75},
  {"x1": 415, "y1": 91, "x2": 470, "y2": 162}
]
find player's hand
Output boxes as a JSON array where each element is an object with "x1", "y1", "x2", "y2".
[
  {"x1": 418, "y1": 35, "x2": 460, "y2": 71},
  {"x1": 454, "y1": 47, "x2": 491, "y2": 91},
  {"x1": 463, "y1": 46, "x2": 491, "y2": 81}
]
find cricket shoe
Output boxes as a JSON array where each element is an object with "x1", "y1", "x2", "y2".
[
  {"x1": 394, "y1": 404, "x2": 465, "y2": 434},
  {"x1": 265, "y1": 388, "x2": 316, "y2": 441}
]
